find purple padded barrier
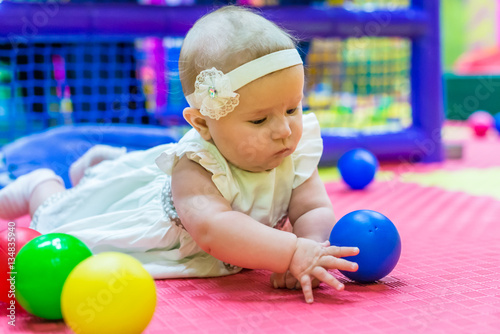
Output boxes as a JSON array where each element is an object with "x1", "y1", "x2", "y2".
[
  {"x1": 0, "y1": 1, "x2": 444, "y2": 164},
  {"x1": 408, "y1": 0, "x2": 444, "y2": 163},
  {"x1": 0, "y1": 3, "x2": 428, "y2": 39}
]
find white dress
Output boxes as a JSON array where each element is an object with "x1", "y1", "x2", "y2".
[{"x1": 31, "y1": 113, "x2": 323, "y2": 278}]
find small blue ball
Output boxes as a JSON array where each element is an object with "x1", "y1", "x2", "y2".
[
  {"x1": 329, "y1": 210, "x2": 401, "y2": 283},
  {"x1": 494, "y1": 113, "x2": 500, "y2": 134},
  {"x1": 338, "y1": 148, "x2": 378, "y2": 190}
]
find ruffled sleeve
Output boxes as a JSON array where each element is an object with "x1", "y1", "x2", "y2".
[
  {"x1": 291, "y1": 113, "x2": 323, "y2": 189},
  {"x1": 155, "y1": 129, "x2": 236, "y2": 201}
]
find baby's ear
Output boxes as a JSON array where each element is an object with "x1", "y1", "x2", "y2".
[{"x1": 183, "y1": 108, "x2": 212, "y2": 141}]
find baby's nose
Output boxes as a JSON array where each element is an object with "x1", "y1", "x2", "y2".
[{"x1": 271, "y1": 118, "x2": 292, "y2": 140}]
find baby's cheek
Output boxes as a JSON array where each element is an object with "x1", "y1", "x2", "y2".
[
  {"x1": 255, "y1": 129, "x2": 272, "y2": 146},
  {"x1": 241, "y1": 131, "x2": 270, "y2": 152},
  {"x1": 236, "y1": 137, "x2": 259, "y2": 161}
]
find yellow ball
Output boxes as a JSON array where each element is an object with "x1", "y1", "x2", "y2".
[{"x1": 61, "y1": 252, "x2": 156, "y2": 334}]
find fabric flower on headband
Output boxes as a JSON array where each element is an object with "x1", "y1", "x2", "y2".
[{"x1": 193, "y1": 68, "x2": 239, "y2": 120}]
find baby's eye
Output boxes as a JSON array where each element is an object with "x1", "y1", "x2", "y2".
[
  {"x1": 250, "y1": 117, "x2": 267, "y2": 125},
  {"x1": 286, "y1": 108, "x2": 298, "y2": 115}
]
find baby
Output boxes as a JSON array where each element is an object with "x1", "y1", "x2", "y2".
[{"x1": 0, "y1": 6, "x2": 358, "y2": 303}]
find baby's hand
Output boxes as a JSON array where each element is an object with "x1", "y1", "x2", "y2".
[
  {"x1": 271, "y1": 240, "x2": 329, "y2": 290},
  {"x1": 270, "y1": 270, "x2": 320, "y2": 290},
  {"x1": 288, "y1": 238, "x2": 359, "y2": 303}
]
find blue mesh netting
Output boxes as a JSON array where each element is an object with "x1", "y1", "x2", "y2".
[{"x1": 0, "y1": 39, "x2": 159, "y2": 145}]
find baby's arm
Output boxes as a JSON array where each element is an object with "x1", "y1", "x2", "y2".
[
  {"x1": 288, "y1": 169, "x2": 336, "y2": 242},
  {"x1": 271, "y1": 169, "x2": 358, "y2": 295},
  {"x1": 171, "y1": 156, "x2": 297, "y2": 273}
]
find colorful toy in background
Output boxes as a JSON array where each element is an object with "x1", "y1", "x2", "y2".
[
  {"x1": 309, "y1": 92, "x2": 412, "y2": 132},
  {"x1": 51, "y1": 54, "x2": 73, "y2": 124},
  {"x1": 62, "y1": 252, "x2": 157, "y2": 334},
  {"x1": 304, "y1": 37, "x2": 412, "y2": 133},
  {"x1": 329, "y1": 210, "x2": 401, "y2": 283},
  {"x1": 452, "y1": 0, "x2": 500, "y2": 75},
  {"x1": 454, "y1": 46, "x2": 500, "y2": 75},
  {"x1": 137, "y1": 37, "x2": 165, "y2": 115},
  {"x1": 338, "y1": 148, "x2": 378, "y2": 190},
  {"x1": 0, "y1": 227, "x2": 41, "y2": 304},
  {"x1": 468, "y1": 110, "x2": 495, "y2": 137},
  {"x1": 137, "y1": 36, "x2": 189, "y2": 126}
]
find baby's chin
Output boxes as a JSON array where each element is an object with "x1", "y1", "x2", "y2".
[{"x1": 235, "y1": 159, "x2": 285, "y2": 173}]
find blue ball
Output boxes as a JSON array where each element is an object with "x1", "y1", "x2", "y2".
[
  {"x1": 338, "y1": 148, "x2": 378, "y2": 190},
  {"x1": 329, "y1": 210, "x2": 401, "y2": 283},
  {"x1": 494, "y1": 113, "x2": 500, "y2": 134}
]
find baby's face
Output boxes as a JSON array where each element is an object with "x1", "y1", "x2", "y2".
[{"x1": 206, "y1": 65, "x2": 304, "y2": 172}]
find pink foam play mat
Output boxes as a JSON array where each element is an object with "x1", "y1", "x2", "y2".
[{"x1": 1, "y1": 123, "x2": 500, "y2": 334}]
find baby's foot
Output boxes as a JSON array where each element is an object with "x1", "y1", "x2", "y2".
[
  {"x1": 69, "y1": 145, "x2": 126, "y2": 186},
  {"x1": 0, "y1": 169, "x2": 63, "y2": 220}
]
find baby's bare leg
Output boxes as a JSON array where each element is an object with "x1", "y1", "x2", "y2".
[
  {"x1": 0, "y1": 169, "x2": 64, "y2": 220},
  {"x1": 29, "y1": 179, "x2": 65, "y2": 217}
]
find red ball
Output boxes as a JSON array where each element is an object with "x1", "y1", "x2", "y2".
[
  {"x1": 0, "y1": 227, "x2": 41, "y2": 303},
  {"x1": 468, "y1": 111, "x2": 494, "y2": 137}
]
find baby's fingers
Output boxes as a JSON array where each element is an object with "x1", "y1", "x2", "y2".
[
  {"x1": 312, "y1": 267, "x2": 344, "y2": 291},
  {"x1": 300, "y1": 275, "x2": 314, "y2": 304},
  {"x1": 326, "y1": 246, "x2": 360, "y2": 258},
  {"x1": 321, "y1": 256, "x2": 359, "y2": 272}
]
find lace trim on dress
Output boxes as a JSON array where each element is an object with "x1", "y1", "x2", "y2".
[{"x1": 161, "y1": 178, "x2": 184, "y2": 230}]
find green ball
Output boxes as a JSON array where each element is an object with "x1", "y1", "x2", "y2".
[{"x1": 14, "y1": 233, "x2": 92, "y2": 319}]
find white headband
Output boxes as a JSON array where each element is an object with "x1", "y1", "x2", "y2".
[{"x1": 185, "y1": 49, "x2": 303, "y2": 120}]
